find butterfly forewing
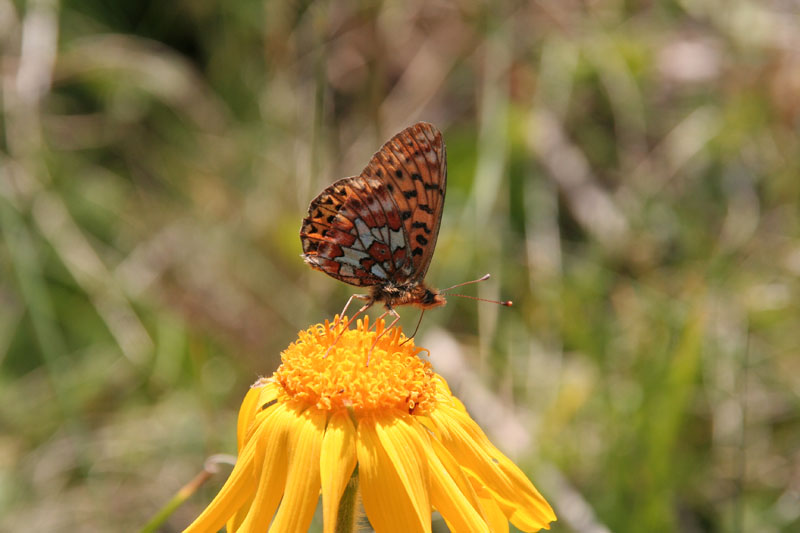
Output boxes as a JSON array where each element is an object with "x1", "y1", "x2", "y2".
[
  {"x1": 364, "y1": 122, "x2": 446, "y2": 280},
  {"x1": 300, "y1": 122, "x2": 446, "y2": 289}
]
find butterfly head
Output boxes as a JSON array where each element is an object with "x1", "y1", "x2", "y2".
[{"x1": 419, "y1": 287, "x2": 447, "y2": 309}]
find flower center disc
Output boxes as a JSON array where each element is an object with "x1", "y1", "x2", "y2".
[{"x1": 275, "y1": 317, "x2": 437, "y2": 415}]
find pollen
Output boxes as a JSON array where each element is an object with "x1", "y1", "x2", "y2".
[{"x1": 274, "y1": 317, "x2": 438, "y2": 415}]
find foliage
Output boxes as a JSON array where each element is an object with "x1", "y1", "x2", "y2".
[{"x1": 2, "y1": 0, "x2": 799, "y2": 531}]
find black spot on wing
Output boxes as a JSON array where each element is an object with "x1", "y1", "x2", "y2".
[{"x1": 411, "y1": 221, "x2": 431, "y2": 233}]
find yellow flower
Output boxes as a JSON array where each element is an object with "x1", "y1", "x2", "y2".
[{"x1": 183, "y1": 318, "x2": 556, "y2": 533}]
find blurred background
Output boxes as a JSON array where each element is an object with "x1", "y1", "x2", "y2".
[{"x1": 2, "y1": 0, "x2": 799, "y2": 531}]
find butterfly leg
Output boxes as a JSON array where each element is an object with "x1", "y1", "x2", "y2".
[
  {"x1": 369, "y1": 309, "x2": 391, "y2": 332},
  {"x1": 325, "y1": 297, "x2": 373, "y2": 358},
  {"x1": 336, "y1": 293, "x2": 371, "y2": 327},
  {"x1": 366, "y1": 308, "x2": 402, "y2": 366}
]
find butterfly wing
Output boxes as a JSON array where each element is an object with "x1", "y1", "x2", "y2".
[
  {"x1": 363, "y1": 122, "x2": 446, "y2": 281},
  {"x1": 300, "y1": 122, "x2": 446, "y2": 287},
  {"x1": 300, "y1": 175, "x2": 411, "y2": 287}
]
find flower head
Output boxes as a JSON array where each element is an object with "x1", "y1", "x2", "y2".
[{"x1": 184, "y1": 318, "x2": 556, "y2": 533}]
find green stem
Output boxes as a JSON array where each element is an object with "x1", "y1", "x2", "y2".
[
  {"x1": 335, "y1": 467, "x2": 360, "y2": 533},
  {"x1": 138, "y1": 469, "x2": 212, "y2": 533},
  {"x1": 138, "y1": 454, "x2": 234, "y2": 533}
]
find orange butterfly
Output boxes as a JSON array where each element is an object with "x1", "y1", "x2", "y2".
[{"x1": 300, "y1": 122, "x2": 510, "y2": 334}]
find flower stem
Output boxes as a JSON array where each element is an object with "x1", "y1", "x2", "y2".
[
  {"x1": 138, "y1": 454, "x2": 235, "y2": 533},
  {"x1": 335, "y1": 467, "x2": 359, "y2": 533}
]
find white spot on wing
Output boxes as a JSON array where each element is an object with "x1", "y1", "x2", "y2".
[
  {"x1": 340, "y1": 264, "x2": 355, "y2": 277},
  {"x1": 371, "y1": 263, "x2": 388, "y2": 278},
  {"x1": 378, "y1": 193, "x2": 395, "y2": 214},
  {"x1": 303, "y1": 254, "x2": 321, "y2": 267},
  {"x1": 354, "y1": 218, "x2": 374, "y2": 249},
  {"x1": 389, "y1": 228, "x2": 405, "y2": 252},
  {"x1": 337, "y1": 247, "x2": 369, "y2": 269},
  {"x1": 425, "y1": 149, "x2": 437, "y2": 164}
]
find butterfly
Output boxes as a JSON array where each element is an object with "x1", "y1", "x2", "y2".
[{"x1": 300, "y1": 122, "x2": 509, "y2": 333}]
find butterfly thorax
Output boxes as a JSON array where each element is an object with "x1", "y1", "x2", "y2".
[{"x1": 370, "y1": 281, "x2": 446, "y2": 310}]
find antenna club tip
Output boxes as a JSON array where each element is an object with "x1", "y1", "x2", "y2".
[{"x1": 502, "y1": 300, "x2": 513, "y2": 307}]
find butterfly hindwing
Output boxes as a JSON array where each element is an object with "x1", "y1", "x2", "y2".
[{"x1": 300, "y1": 175, "x2": 411, "y2": 287}]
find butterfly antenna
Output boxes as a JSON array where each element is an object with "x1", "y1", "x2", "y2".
[
  {"x1": 441, "y1": 273, "x2": 513, "y2": 306},
  {"x1": 441, "y1": 273, "x2": 492, "y2": 292},
  {"x1": 448, "y1": 293, "x2": 513, "y2": 306}
]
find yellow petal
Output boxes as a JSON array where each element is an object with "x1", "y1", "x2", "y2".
[
  {"x1": 247, "y1": 399, "x2": 286, "y2": 474},
  {"x1": 237, "y1": 381, "x2": 277, "y2": 452},
  {"x1": 434, "y1": 374, "x2": 453, "y2": 396},
  {"x1": 429, "y1": 438, "x2": 482, "y2": 510},
  {"x1": 425, "y1": 437, "x2": 489, "y2": 533},
  {"x1": 227, "y1": 408, "x2": 277, "y2": 533},
  {"x1": 357, "y1": 413, "x2": 431, "y2": 533},
  {"x1": 226, "y1": 496, "x2": 253, "y2": 533},
  {"x1": 431, "y1": 403, "x2": 555, "y2": 531},
  {"x1": 183, "y1": 434, "x2": 260, "y2": 533},
  {"x1": 321, "y1": 410, "x2": 357, "y2": 533},
  {"x1": 233, "y1": 403, "x2": 294, "y2": 532},
  {"x1": 268, "y1": 406, "x2": 326, "y2": 533},
  {"x1": 257, "y1": 380, "x2": 280, "y2": 407},
  {"x1": 476, "y1": 489, "x2": 509, "y2": 533}
]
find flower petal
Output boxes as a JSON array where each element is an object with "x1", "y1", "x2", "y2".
[
  {"x1": 237, "y1": 380, "x2": 277, "y2": 452},
  {"x1": 475, "y1": 489, "x2": 509, "y2": 533},
  {"x1": 431, "y1": 402, "x2": 556, "y2": 531},
  {"x1": 183, "y1": 432, "x2": 260, "y2": 533},
  {"x1": 357, "y1": 413, "x2": 431, "y2": 533},
  {"x1": 425, "y1": 437, "x2": 489, "y2": 533},
  {"x1": 233, "y1": 402, "x2": 294, "y2": 532},
  {"x1": 320, "y1": 410, "x2": 357, "y2": 533},
  {"x1": 268, "y1": 406, "x2": 326, "y2": 533},
  {"x1": 428, "y1": 437, "x2": 482, "y2": 511},
  {"x1": 226, "y1": 495, "x2": 254, "y2": 533}
]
